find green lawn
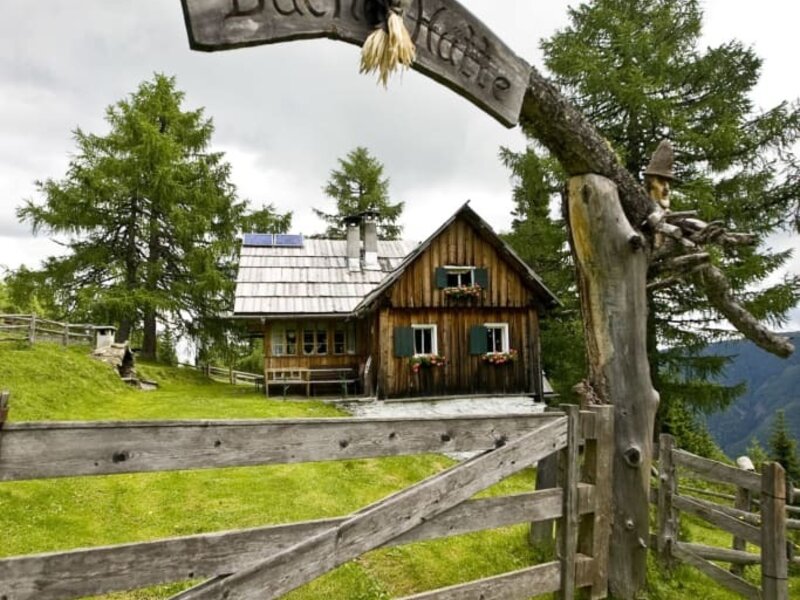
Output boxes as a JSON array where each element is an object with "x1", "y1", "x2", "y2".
[
  {"x1": 0, "y1": 342, "x2": 540, "y2": 599},
  {"x1": 0, "y1": 341, "x2": 794, "y2": 599}
]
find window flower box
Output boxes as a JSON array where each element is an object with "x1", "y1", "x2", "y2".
[
  {"x1": 409, "y1": 354, "x2": 447, "y2": 372},
  {"x1": 481, "y1": 349, "x2": 518, "y2": 365},
  {"x1": 443, "y1": 284, "x2": 483, "y2": 300}
]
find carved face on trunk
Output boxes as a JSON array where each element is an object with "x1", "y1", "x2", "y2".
[{"x1": 646, "y1": 175, "x2": 671, "y2": 210}]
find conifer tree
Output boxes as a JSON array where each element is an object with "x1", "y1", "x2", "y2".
[
  {"x1": 506, "y1": 0, "x2": 800, "y2": 434},
  {"x1": 500, "y1": 148, "x2": 585, "y2": 398},
  {"x1": 768, "y1": 410, "x2": 800, "y2": 481},
  {"x1": 314, "y1": 147, "x2": 404, "y2": 240},
  {"x1": 17, "y1": 74, "x2": 291, "y2": 358}
]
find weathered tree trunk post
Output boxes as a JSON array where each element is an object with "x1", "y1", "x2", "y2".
[{"x1": 567, "y1": 175, "x2": 659, "y2": 599}]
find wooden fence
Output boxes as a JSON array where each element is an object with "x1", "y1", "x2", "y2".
[
  {"x1": 655, "y1": 434, "x2": 798, "y2": 599},
  {"x1": 0, "y1": 398, "x2": 613, "y2": 599},
  {"x1": 0, "y1": 314, "x2": 106, "y2": 346}
]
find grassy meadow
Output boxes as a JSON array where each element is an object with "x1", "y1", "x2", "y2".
[{"x1": 0, "y1": 341, "x2": 795, "y2": 598}]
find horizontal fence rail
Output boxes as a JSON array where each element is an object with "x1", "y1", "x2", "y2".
[
  {"x1": 0, "y1": 314, "x2": 110, "y2": 346},
  {"x1": 0, "y1": 413, "x2": 565, "y2": 481},
  {"x1": 0, "y1": 486, "x2": 595, "y2": 600},
  {"x1": 0, "y1": 402, "x2": 614, "y2": 600}
]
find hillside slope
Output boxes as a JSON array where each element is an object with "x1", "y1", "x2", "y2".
[
  {"x1": 704, "y1": 332, "x2": 800, "y2": 456},
  {"x1": 0, "y1": 341, "x2": 342, "y2": 421}
]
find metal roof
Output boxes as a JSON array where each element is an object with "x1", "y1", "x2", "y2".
[{"x1": 234, "y1": 238, "x2": 418, "y2": 316}]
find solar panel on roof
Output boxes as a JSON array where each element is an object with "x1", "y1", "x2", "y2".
[
  {"x1": 243, "y1": 233, "x2": 274, "y2": 246},
  {"x1": 275, "y1": 234, "x2": 304, "y2": 247}
]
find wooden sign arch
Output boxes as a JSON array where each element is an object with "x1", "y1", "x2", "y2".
[{"x1": 181, "y1": 0, "x2": 530, "y2": 126}]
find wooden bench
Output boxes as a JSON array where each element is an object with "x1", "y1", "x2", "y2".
[
  {"x1": 265, "y1": 368, "x2": 358, "y2": 397},
  {"x1": 265, "y1": 368, "x2": 309, "y2": 397},
  {"x1": 307, "y1": 368, "x2": 358, "y2": 397}
]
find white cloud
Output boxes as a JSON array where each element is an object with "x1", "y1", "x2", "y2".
[{"x1": 1, "y1": 0, "x2": 798, "y2": 342}]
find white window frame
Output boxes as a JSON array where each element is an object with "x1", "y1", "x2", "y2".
[
  {"x1": 411, "y1": 324, "x2": 438, "y2": 356},
  {"x1": 484, "y1": 322, "x2": 509, "y2": 353},
  {"x1": 333, "y1": 322, "x2": 356, "y2": 356},
  {"x1": 444, "y1": 265, "x2": 475, "y2": 287},
  {"x1": 302, "y1": 321, "x2": 328, "y2": 356},
  {"x1": 271, "y1": 322, "x2": 297, "y2": 356}
]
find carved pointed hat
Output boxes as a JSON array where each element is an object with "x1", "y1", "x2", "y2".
[{"x1": 644, "y1": 140, "x2": 678, "y2": 181}]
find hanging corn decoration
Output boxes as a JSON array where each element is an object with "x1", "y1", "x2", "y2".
[{"x1": 360, "y1": 0, "x2": 416, "y2": 87}]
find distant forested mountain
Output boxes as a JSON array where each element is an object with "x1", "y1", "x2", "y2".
[{"x1": 703, "y1": 333, "x2": 800, "y2": 457}]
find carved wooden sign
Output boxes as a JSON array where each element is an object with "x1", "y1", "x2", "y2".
[{"x1": 180, "y1": 0, "x2": 532, "y2": 127}]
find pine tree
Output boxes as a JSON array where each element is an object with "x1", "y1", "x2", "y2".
[
  {"x1": 16, "y1": 74, "x2": 291, "y2": 358},
  {"x1": 768, "y1": 410, "x2": 800, "y2": 481},
  {"x1": 500, "y1": 148, "x2": 585, "y2": 398},
  {"x1": 314, "y1": 147, "x2": 404, "y2": 240},
  {"x1": 509, "y1": 0, "x2": 800, "y2": 435},
  {"x1": 745, "y1": 437, "x2": 768, "y2": 473}
]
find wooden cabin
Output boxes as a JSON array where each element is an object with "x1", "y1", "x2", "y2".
[{"x1": 233, "y1": 204, "x2": 558, "y2": 398}]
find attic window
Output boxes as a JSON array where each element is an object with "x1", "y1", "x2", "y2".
[
  {"x1": 435, "y1": 266, "x2": 489, "y2": 290},
  {"x1": 445, "y1": 267, "x2": 473, "y2": 287}
]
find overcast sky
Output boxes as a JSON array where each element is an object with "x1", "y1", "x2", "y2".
[{"x1": 2, "y1": 0, "x2": 799, "y2": 326}]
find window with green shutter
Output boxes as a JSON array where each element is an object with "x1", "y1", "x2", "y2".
[
  {"x1": 394, "y1": 326, "x2": 414, "y2": 357},
  {"x1": 469, "y1": 325, "x2": 488, "y2": 355}
]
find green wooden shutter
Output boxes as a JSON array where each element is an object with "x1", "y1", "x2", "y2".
[
  {"x1": 474, "y1": 268, "x2": 489, "y2": 288},
  {"x1": 435, "y1": 267, "x2": 448, "y2": 288},
  {"x1": 394, "y1": 327, "x2": 414, "y2": 357},
  {"x1": 469, "y1": 325, "x2": 488, "y2": 355}
]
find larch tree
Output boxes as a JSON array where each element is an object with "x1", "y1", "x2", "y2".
[
  {"x1": 314, "y1": 146, "x2": 404, "y2": 240},
  {"x1": 508, "y1": 0, "x2": 800, "y2": 440},
  {"x1": 17, "y1": 74, "x2": 290, "y2": 359}
]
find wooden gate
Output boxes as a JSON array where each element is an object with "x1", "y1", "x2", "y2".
[
  {"x1": 655, "y1": 434, "x2": 798, "y2": 599},
  {"x1": 0, "y1": 400, "x2": 612, "y2": 599}
]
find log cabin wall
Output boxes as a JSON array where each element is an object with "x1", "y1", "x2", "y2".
[
  {"x1": 378, "y1": 307, "x2": 538, "y2": 397},
  {"x1": 378, "y1": 217, "x2": 545, "y2": 398}
]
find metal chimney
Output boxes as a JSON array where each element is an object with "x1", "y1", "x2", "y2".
[
  {"x1": 345, "y1": 215, "x2": 361, "y2": 272},
  {"x1": 362, "y1": 211, "x2": 379, "y2": 270}
]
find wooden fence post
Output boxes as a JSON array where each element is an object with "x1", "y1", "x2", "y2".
[
  {"x1": 531, "y1": 406, "x2": 561, "y2": 551},
  {"x1": 28, "y1": 314, "x2": 37, "y2": 344},
  {"x1": 63, "y1": 322, "x2": 70, "y2": 346},
  {"x1": 0, "y1": 390, "x2": 9, "y2": 452},
  {"x1": 559, "y1": 405, "x2": 581, "y2": 599},
  {"x1": 761, "y1": 462, "x2": 788, "y2": 600},
  {"x1": 578, "y1": 405, "x2": 613, "y2": 599},
  {"x1": 730, "y1": 483, "x2": 752, "y2": 577},
  {"x1": 657, "y1": 434, "x2": 677, "y2": 568}
]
